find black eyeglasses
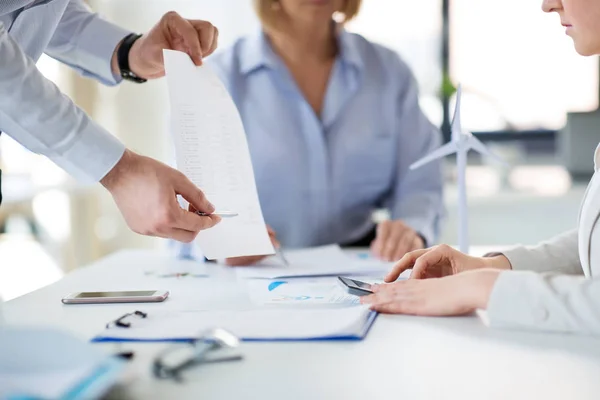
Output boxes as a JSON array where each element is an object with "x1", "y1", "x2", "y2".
[
  {"x1": 105, "y1": 310, "x2": 147, "y2": 329},
  {"x1": 152, "y1": 328, "x2": 243, "y2": 382}
]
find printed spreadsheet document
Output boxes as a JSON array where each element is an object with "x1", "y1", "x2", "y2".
[{"x1": 163, "y1": 49, "x2": 274, "y2": 259}]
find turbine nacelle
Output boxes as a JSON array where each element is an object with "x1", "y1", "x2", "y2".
[{"x1": 410, "y1": 84, "x2": 506, "y2": 170}]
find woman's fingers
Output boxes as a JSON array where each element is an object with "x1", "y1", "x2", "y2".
[{"x1": 384, "y1": 249, "x2": 430, "y2": 282}]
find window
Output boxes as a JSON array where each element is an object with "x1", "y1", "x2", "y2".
[
  {"x1": 347, "y1": 0, "x2": 444, "y2": 126},
  {"x1": 451, "y1": 0, "x2": 598, "y2": 132},
  {"x1": 347, "y1": 0, "x2": 599, "y2": 136}
]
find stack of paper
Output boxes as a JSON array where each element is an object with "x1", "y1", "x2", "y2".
[
  {"x1": 0, "y1": 327, "x2": 124, "y2": 400},
  {"x1": 235, "y1": 245, "x2": 391, "y2": 279},
  {"x1": 93, "y1": 307, "x2": 376, "y2": 342},
  {"x1": 163, "y1": 49, "x2": 274, "y2": 260}
]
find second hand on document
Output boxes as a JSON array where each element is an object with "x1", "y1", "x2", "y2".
[{"x1": 196, "y1": 210, "x2": 288, "y2": 265}]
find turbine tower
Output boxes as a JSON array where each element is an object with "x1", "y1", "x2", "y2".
[{"x1": 410, "y1": 85, "x2": 506, "y2": 254}]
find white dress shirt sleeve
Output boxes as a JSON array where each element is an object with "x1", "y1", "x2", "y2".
[
  {"x1": 45, "y1": 0, "x2": 132, "y2": 85},
  {"x1": 0, "y1": 22, "x2": 125, "y2": 182}
]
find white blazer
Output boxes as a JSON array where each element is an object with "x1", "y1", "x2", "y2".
[{"x1": 485, "y1": 144, "x2": 600, "y2": 335}]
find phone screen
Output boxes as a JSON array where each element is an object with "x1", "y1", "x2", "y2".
[
  {"x1": 75, "y1": 291, "x2": 156, "y2": 298},
  {"x1": 339, "y1": 277, "x2": 373, "y2": 292},
  {"x1": 346, "y1": 279, "x2": 372, "y2": 291}
]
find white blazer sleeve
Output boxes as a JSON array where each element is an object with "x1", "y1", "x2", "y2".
[
  {"x1": 485, "y1": 271, "x2": 600, "y2": 336},
  {"x1": 488, "y1": 229, "x2": 582, "y2": 275}
]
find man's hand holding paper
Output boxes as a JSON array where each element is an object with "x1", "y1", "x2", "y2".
[
  {"x1": 111, "y1": 11, "x2": 219, "y2": 79},
  {"x1": 164, "y1": 49, "x2": 275, "y2": 259},
  {"x1": 101, "y1": 150, "x2": 221, "y2": 243}
]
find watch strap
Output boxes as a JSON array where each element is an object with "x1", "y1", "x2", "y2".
[{"x1": 117, "y1": 33, "x2": 147, "y2": 83}]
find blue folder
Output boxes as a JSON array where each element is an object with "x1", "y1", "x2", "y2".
[
  {"x1": 243, "y1": 310, "x2": 378, "y2": 342},
  {"x1": 92, "y1": 309, "x2": 378, "y2": 343}
]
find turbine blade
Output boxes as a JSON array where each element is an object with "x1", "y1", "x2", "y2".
[
  {"x1": 451, "y1": 84, "x2": 463, "y2": 141},
  {"x1": 409, "y1": 143, "x2": 459, "y2": 170},
  {"x1": 466, "y1": 136, "x2": 509, "y2": 166}
]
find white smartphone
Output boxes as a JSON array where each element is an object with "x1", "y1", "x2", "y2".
[{"x1": 61, "y1": 290, "x2": 169, "y2": 305}]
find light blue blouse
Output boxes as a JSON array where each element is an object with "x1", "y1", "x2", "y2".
[{"x1": 181, "y1": 29, "x2": 444, "y2": 254}]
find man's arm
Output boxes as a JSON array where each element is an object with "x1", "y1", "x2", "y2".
[
  {"x1": 0, "y1": 23, "x2": 219, "y2": 240},
  {"x1": 0, "y1": 22, "x2": 124, "y2": 182},
  {"x1": 1, "y1": 10, "x2": 222, "y2": 243},
  {"x1": 46, "y1": 2, "x2": 219, "y2": 84},
  {"x1": 45, "y1": 0, "x2": 131, "y2": 85}
]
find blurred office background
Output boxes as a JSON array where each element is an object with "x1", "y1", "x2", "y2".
[{"x1": 0, "y1": 0, "x2": 598, "y2": 300}]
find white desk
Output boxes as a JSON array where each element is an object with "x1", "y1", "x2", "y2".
[{"x1": 4, "y1": 249, "x2": 600, "y2": 400}]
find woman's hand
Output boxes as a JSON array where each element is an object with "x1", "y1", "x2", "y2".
[
  {"x1": 384, "y1": 244, "x2": 512, "y2": 282},
  {"x1": 370, "y1": 220, "x2": 425, "y2": 262},
  {"x1": 361, "y1": 269, "x2": 501, "y2": 316},
  {"x1": 225, "y1": 226, "x2": 279, "y2": 266}
]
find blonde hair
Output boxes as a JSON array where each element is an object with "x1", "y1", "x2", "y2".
[{"x1": 253, "y1": 0, "x2": 362, "y2": 31}]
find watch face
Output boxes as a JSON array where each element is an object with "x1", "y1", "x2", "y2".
[{"x1": 121, "y1": 70, "x2": 147, "y2": 83}]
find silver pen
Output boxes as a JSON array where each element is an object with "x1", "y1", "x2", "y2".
[{"x1": 196, "y1": 211, "x2": 239, "y2": 218}]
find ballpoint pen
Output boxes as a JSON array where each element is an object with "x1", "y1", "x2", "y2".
[
  {"x1": 196, "y1": 211, "x2": 239, "y2": 218},
  {"x1": 276, "y1": 246, "x2": 289, "y2": 266}
]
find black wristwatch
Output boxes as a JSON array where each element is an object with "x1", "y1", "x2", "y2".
[{"x1": 117, "y1": 33, "x2": 147, "y2": 83}]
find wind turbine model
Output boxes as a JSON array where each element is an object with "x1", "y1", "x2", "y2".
[{"x1": 410, "y1": 85, "x2": 506, "y2": 254}]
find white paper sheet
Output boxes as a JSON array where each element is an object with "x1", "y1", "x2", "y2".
[
  {"x1": 235, "y1": 245, "x2": 391, "y2": 279},
  {"x1": 94, "y1": 307, "x2": 374, "y2": 341},
  {"x1": 163, "y1": 49, "x2": 274, "y2": 259},
  {"x1": 246, "y1": 278, "x2": 361, "y2": 306}
]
